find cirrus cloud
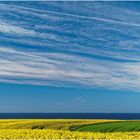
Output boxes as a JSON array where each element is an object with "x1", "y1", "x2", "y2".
[{"x1": 0, "y1": 1, "x2": 140, "y2": 91}]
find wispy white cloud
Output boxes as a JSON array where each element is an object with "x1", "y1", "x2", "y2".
[
  {"x1": 0, "y1": 21, "x2": 35, "y2": 35},
  {"x1": 2, "y1": 2, "x2": 140, "y2": 27},
  {"x1": 72, "y1": 96, "x2": 86, "y2": 103},
  {"x1": 0, "y1": 46, "x2": 140, "y2": 90},
  {"x1": 0, "y1": 2, "x2": 140, "y2": 91},
  {"x1": 56, "y1": 102, "x2": 65, "y2": 106}
]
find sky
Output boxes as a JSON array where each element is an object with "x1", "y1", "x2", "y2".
[{"x1": 0, "y1": 1, "x2": 140, "y2": 113}]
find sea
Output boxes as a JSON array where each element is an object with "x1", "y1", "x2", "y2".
[{"x1": 0, "y1": 113, "x2": 140, "y2": 120}]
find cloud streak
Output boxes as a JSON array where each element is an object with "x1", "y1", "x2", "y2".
[
  {"x1": 2, "y1": 3, "x2": 140, "y2": 27},
  {"x1": 0, "y1": 1, "x2": 140, "y2": 91}
]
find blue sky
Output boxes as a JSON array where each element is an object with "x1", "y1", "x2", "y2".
[{"x1": 0, "y1": 1, "x2": 140, "y2": 113}]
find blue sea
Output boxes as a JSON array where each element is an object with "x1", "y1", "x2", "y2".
[{"x1": 0, "y1": 113, "x2": 140, "y2": 120}]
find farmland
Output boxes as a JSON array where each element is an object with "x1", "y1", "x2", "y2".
[
  {"x1": 71, "y1": 121, "x2": 140, "y2": 132},
  {"x1": 0, "y1": 119, "x2": 140, "y2": 139}
]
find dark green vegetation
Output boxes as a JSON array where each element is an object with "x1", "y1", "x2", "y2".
[{"x1": 71, "y1": 121, "x2": 140, "y2": 132}]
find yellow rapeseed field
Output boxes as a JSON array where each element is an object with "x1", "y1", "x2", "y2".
[
  {"x1": 0, "y1": 119, "x2": 139, "y2": 139},
  {"x1": 0, "y1": 129, "x2": 139, "y2": 139}
]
